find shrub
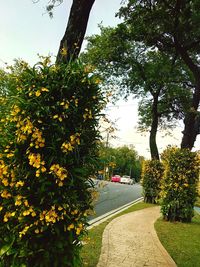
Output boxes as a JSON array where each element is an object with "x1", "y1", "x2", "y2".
[
  {"x1": 0, "y1": 58, "x2": 104, "y2": 266},
  {"x1": 141, "y1": 159, "x2": 164, "y2": 204},
  {"x1": 160, "y1": 146, "x2": 200, "y2": 222}
]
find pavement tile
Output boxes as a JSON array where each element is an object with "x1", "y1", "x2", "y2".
[{"x1": 97, "y1": 206, "x2": 177, "y2": 267}]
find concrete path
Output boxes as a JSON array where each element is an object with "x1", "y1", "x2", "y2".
[{"x1": 97, "y1": 206, "x2": 176, "y2": 267}]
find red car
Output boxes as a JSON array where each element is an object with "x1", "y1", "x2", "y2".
[{"x1": 111, "y1": 175, "x2": 121, "y2": 183}]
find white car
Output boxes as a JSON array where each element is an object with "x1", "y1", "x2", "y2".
[{"x1": 120, "y1": 175, "x2": 133, "y2": 185}]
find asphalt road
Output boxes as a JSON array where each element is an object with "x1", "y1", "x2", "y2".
[{"x1": 90, "y1": 180, "x2": 143, "y2": 219}]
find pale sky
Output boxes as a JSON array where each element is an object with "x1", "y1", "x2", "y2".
[{"x1": 1, "y1": 0, "x2": 199, "y2": 158}]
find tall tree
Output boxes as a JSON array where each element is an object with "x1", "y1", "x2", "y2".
[
  {"x1": 118, "y1": 0, "x2": 200, "y2": 150},
  {"x1": 37, "y1": 0, "x2": 96, "y2": 63},
  {"x1": 82, "y1": 26, "x2": 192, "y2": 159},
  {"x1": 56, "y1": 0, "x2": 95, "y2": 63}
]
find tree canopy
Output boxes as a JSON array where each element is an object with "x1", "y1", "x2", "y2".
[
  {"x1": 118, "y1": 0, "x2": 200, "y2": 149},
  {"x1": 82, "y1": 25, "x2": 192, "y2": 159},
  {"x1": 98, "y1": 144, "x2": 143, "y2": 181}
]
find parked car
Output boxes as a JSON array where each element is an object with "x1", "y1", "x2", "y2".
[
  {"x1": 111, "y1": 175, "x2": 121, "y2": 183},
  {"x1": 120, "y1": 175, "x2": 134, "y2": 185}
]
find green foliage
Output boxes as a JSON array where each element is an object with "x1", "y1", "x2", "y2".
[
  {"x1": 118, "y1": 0, "x2": 200, "y2": 57},
  {"x1": 160, "y1": 146, "x2": 200, "y2": 222},
  {"x1": 98, "y1": 144, "x2": 142, "y2": 181},
  {"x1": 141, "y1": 160, "x2": 164, "y2": 204},
  {"x1": 118, "y1": 0, "x2": 200, "y2": 149},
  {"x1": 0, "y1": 57, "x2": 104, "y2": 266},
  {"x1": 83, "y1": 24, "x2": 193, "y2": 159},
  {"x1": 155, "y1": 213, "x2": 200, "y2": 267},
  {"x1": 83, "y1": 25, "x2": 193, "y2": 130}
]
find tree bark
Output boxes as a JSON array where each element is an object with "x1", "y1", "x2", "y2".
[
  {"x1": 149, "y1": 93, "x2": 160, "y2": 160},
  {"x1": 56, "y1": 0, "x2": 95, "y2": 64},
  {"x1": 181, "y1": 81, "x2": 200, "y2": 149},
  {"x1": 174, "y1": 41, "x2": 200, "y2": 149}
]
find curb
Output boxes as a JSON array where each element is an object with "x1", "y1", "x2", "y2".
[{"x1": 88, "y1": 197, "x2": 144, "y2": 229}]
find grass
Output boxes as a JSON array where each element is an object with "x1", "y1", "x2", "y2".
[
  {"x1": 155, "y1": 212, "x2": 200, "y2": 267},
  {"x1": 80, "y1": 202, "x2": 155, "y2": 267},
  {"x1": 81, "y1": 201, "x2": 200, "y2": 267}
]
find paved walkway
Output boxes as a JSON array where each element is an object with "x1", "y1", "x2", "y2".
[{"x1": 97, "y1": 206, "x2": 177, "y2": 267}]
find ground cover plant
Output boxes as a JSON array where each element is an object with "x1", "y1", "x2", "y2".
[
  {"x1": 155, "y1": 212, "x2": 200, "y2": 267},
  {"x1": 0, "y1": 57, "x2": 104, "y2": 266}
]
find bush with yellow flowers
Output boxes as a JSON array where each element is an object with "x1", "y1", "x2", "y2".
[
  {"x1": 160, "y1": 146, "x2": 200, "y2": 222},
  {"x1": 141, "y1": 159, "x2": 164, "y2": 204},
  {"x1": 0, "y1": 57, "x2": 105, "y2": 266}
]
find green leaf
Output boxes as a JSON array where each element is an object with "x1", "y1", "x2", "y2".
[{"x1": 0, "y1": 244, "x2": 12, "y2": 257}]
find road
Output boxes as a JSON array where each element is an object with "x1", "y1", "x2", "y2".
[{"x1": 90, "y1": 180, "x2": 142, "y2": 219}]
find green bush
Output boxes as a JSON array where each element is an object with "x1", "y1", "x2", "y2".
[
  {"x1": 0, "y1": 58, "x2": 104, "y2": 266},
  {"x1": 160, "y1": 146, "x2": 200, "y2": 222},
  {"x1": 141, "y1": 159, "x2": 164, "y2": 204}
]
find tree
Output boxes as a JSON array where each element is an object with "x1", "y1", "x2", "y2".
[
  {"x1": 56, "y1": 0, "x2": 95, "y2": 63},
  {"x1": 98, "y1": 144, "x2": 142, "y2": 181},
  {"x1": 114, "y1": 146, "x2": 141, "y2": 180},
  {"x1": 38, "y1": 0, "x2": 95, "y2": 63},
  {"x1": 82, "y1": 26, "x2": 192, "y2": 159},
  {"x1": 118, "y1": 0, "x2": 200, "y2": 150}
]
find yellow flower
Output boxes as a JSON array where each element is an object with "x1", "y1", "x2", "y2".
[
  {"x1": 41, "y1": 166, "x2": 46, "y2": 173},
  {"x1": 1, "y1": 190, "x2": 11, "y2": 199},
  {"x1": 19, "y1": 225, "x2": 30, "y2": 238},
  {"x1": 41, "y1": 87, "x2": 49, "y2": 92},
  {"x1": 61, "y1": 47, "x2": 67, "y2": 56},
  {"x1": 2, "y1": 178, "x2": 9, "y2": 186},
  {"x1": 28, "y1": 153, "x2": 42, "y2": 168},
  {"x1": 67, "y1": 224, "x2": 74, "y2": 231},
  {"x1": 23, "y1": 210, "x2": 31, "y2": 216},
  {"x1": 15, "y1": 199, "x2": 22, "y2": 206},
  {"x1": 50, "y1": 164, "x2": 68, "y2": 184},
  {"x1": 16, "y1": 181, "x2": 24, "y2": 187},
  {"x1": 64, "y1": 102, "x2": 69, "y2": 109},
  {"x1": 3, "y1": 216, "x2": 8, "y2": 222},
  {"x1": 71, "y1": 210, "x2": 78, "y2": 215},
  {"x1": 61, "y1": 142, "x2": 74, "y2": 153},
  {"x1": 31, "y1": 211, "x2": 36, "y2": 217},
  {"x1": 24, "y1": 199, "x2": 29, "y2": 207},
  {"x1": 35, "y1": 90, "x2": 41, "y2": 97},
  {"x1": 53, "y1": 114, "x2": 58, "y2": 119},
  {"x1": 58, "y1": 181, "x2": 63, "y2": 187}
]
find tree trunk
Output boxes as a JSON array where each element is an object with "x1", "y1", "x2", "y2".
[
  {"x1": 149, "y1": 93, "x2": 160, "y2": 160},
  {"x1": 181, "y1": 81, "x2": 200, "y2": 149},
  {"x1": 56, "y1": 0, "x2": 95, "y2": 64},
  {"x1": 174, "y1": 40, "x2": 200, "y2": 149}
]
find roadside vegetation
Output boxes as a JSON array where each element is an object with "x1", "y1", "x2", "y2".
[
  {"x1": 97, "y1": 143, "x2": 143, "y2": 182},
  {"x1": 155, "y1": 212, "x2": 200, "y2": 267}
]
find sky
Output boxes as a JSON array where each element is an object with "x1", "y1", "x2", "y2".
[{"x1": 1, "y1": 0, "x2": 200, "y2": 158}]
